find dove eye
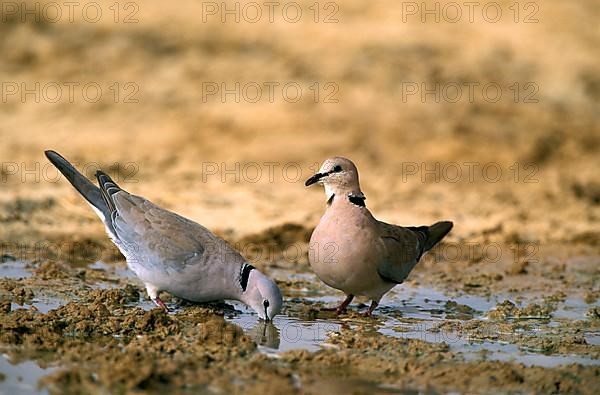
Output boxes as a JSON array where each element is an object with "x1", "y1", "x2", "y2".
[
  {"x1": 333, "y1": 165, "x2": 342, "y2": 172},
  {"x1": 263, "y1": 300, "x2": 269, "y2": 308}
]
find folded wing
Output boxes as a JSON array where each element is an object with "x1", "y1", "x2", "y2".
[
  {"x1": 377, "y1": 221, "x2": 453, "y2": 284},
  {"x1": 95, "y1": 171, "x2": 232, "y2": 271}
]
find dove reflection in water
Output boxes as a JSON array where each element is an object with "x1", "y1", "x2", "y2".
[{"x1": 249, "y1": 321, "x2": 281, "y2": 349}]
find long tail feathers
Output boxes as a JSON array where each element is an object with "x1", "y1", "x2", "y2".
[{"x1": 44, "y1": 150, "x2": 110, "y2": 220}]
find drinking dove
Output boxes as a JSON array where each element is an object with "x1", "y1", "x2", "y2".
[
  {"x1": 305, "y1": 157, "x2": 453, "y2": 316},
  {"x1": 45, "y1": 150, "x2": 282, "y2": 321}
]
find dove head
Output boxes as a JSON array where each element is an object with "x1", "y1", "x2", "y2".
[
  {"x1": 242, "y1": 269, "x2": 283, "y2": 321},
  {"x1": 305, "y1": 157, "x2": 362, "y2": 201}
]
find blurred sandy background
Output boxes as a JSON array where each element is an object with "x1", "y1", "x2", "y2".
[
  {"x1": 0, "y1": 2, "x2": 599, "y2": 393},
  {"x1": 0, "y1": 0, "x2": 598, "y2": 246}
]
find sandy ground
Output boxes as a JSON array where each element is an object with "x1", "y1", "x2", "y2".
[{"x1": 1, "y1": 0, "x2": 599, "y2": 393}]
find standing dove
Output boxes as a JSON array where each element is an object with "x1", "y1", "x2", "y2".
[
  {"x1": 305, "y1": 157, "x2": 453, "y2": 316},
  {"x1": 45, "y1": 150, "x2": 282, "y2": 321}
]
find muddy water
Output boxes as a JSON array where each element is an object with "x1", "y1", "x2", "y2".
[
  {"x1": 233, "y1": 271, "x2": 600, "y2": 367},
  {"x1": 0, "y1": 260, "x2": 33, "y2": 280},
  {"x1": 1, "y1": 253, "x2": 599, "y2": 394},
  {"x1": 0, "y1": 355, "x2": 54, "y2": 395}
]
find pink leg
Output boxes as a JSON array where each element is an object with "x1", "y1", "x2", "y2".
[
  {"x1": 363, "y1": 300, "x2": 378, "y2": 317},
  {"x1": 322, "y1": 294, "x2": 355, "y2": 315},
  {"x1": 153, "y1": 296, "x2": 169, "y2": 312},
  {"x1": 322, "y1": 294, "x2": 355, "y2": 314},
  {"x1": 336, "y1": 294, "x2": 355, "y2": 315}
]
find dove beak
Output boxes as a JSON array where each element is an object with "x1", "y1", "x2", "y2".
[{"x1": 305, "y1": 172, "x2": 325, "y2": 186}]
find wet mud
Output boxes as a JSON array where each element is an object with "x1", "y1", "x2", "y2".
[{"x1": 0, "y1": 227, "x2": 598, "y2": 394}]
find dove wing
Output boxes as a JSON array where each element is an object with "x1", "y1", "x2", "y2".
[
  {"x1": 96, "y1": 171, "x2": 241, "y2": 273},
  {"x1": 376, "y1": 222, "x2": 427, "y2": 284}
]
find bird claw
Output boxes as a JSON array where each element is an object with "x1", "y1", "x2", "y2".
[
  {"x1": 320, "y1": 295, "x2": 354, "y2": 315},
  {"x1": 320, "y1": 306, "x2": 337, "y2": 312},
  {"x1": 153, "y1": 297, "x2": 170, "y2": 312},
  {"x1": 362, "y1": 301, "x2": 378, "y2": 317},
  {"x1": 320, "y1": 306, "x2": 346, "y2": 315}
]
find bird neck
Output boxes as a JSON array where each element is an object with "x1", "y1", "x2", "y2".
[
  {"x1": 324, "y1": 183, "x2": 363, "y2": 205},
  {"x1": 326, "y1": 190, "x2": 366, "y2": 209}
]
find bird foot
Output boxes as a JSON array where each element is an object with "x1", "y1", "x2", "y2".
[
  {"x1": 320, "y1": 306, "x2": 337, "y2": 311},
  {"x1": 362, "y1": 301, "x2": 378, "y2": 317},
  {"x1": 322, "y1": 294, "x2": 354, "y2": 315},
  {"x1": 153, "y1": 297, "x2": 170, "y2": 312},
  {"x1": 320, "y1": 306, "x2": 347, "y2": 315},
  {"x1": 335, "y1": 306, "x2": 347, "y2": 315}
]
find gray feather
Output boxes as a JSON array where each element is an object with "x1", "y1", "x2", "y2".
[{"x1": 45, "y1": 150, "x2": 115, "y2": 235}]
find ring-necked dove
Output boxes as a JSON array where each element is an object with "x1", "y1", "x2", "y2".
[
  {"x1": 305, "y1": 157, "x2": 453, "y2": 316},
  {"x1": 45, "y1": 150, "x2": 282, "y2": 321}
]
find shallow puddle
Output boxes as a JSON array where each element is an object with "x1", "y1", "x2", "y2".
[
  {"x1": 205, "y1": 271, "x2": 600, "y2": 370},
  {"x1": 378, "y1": 286, "x2": 599, "y2": 367},
  {"x1": 1, "y1": 261, "x2": 598, "y2": 392},
  {"x1": 228, "y1": 301, "x2": 342, "y2": 352},
  {"x1": 0, "y1": 355, "x2": 54, "y2": 395},
  {"x1": 10, "y1": 299, "x2": 63, "y2": 315},
  {"x1": 0, "y1": 260, "x2": 33, "y2": 280},
  {"x1": 231, "y1": 271, "x2": 600, "y2": 368}
]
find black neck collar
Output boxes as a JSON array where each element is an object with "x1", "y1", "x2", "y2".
[
  {"x1": 347, "y1": 193, "x2": 366, "y2": 207},
  {"x1": 239, "y1": 263, "x2": 255, "y2": 291},
  {"x1": 327, "y1": 194, "x2": 335, "y2": 206}
]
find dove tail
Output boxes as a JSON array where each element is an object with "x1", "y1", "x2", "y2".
[
  {"x1": 95, "y1": 170, "x2": 123, "y2": 213},
  {"x1": 44, "y1": 150, "x2": 110, "y2": 219},
  {"x1": 424, "y1": 221, "x2": 453, "y2": 252}
]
